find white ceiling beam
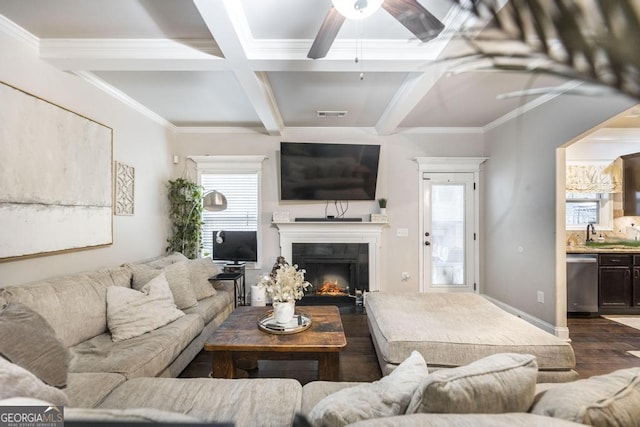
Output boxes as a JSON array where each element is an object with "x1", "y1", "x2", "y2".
[
  {"x1": 39, "y1": 38, "x2": 226, "y2": 71},
  {"x1": 375, "y1": 63, "x2": 450, "y2": 135},
  {"x1": 38, "y1": 38, "x2": 434, "y2": 72},
  {"x1": 193, "y1": 0, "x2": 283, "y2": 135}
]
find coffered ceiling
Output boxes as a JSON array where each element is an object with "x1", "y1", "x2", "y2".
[{"x1": 0, "y1": 0, "x2": 609, "y2": 135}]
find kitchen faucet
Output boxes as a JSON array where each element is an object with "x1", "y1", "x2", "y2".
[{"x1": 586, "y1": 223, "x2": 596, "y2": 242}]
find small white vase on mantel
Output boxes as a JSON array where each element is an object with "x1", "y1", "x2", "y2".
[{"x1": 273, "y1": 300, "x2": 295, "y2": 324}]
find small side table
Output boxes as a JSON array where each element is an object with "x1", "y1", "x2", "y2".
[
  {"x1": 210, "y1": 272, "x2": 244, "y2": 308},
  {"x1": 223, "y1": 263, "x2": 246, "y2": 306}
]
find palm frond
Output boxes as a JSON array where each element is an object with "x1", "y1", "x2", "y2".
[{"x1": 449, "y1": 0, "x2": 640, "y2": 99}]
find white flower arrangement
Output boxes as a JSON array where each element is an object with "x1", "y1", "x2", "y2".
[{"x1": 258, "y1": 264, "x2": 311, "y2": 303}]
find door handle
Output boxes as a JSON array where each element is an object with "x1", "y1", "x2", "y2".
[
  {"x1": 424, "y1": 241, "x2": 431, "y2": 246},
  {"x1": 425, "y1": 232, "x2": 430, "y2": 237}
]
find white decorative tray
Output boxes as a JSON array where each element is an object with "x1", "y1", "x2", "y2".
[{"x1": 257, "y1": 311, "x2": 312, "y2": 335}]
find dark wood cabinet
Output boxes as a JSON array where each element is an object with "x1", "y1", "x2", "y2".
[
  {"x1": 633, "y1": 255, "x2": 640, "y2": 308},
  {"x1": 598, "y1": 254, "x2": 640, "y2": 313}
]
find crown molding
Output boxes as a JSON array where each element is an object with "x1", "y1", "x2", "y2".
[
  {"x1": 176, "y1": 126, "x2": 266, "y2": 134},
  {"x1": 397, "y1": 127, "x2": 484, "y2": 134},
  {"x1": 74, "y1": 70, "x2": 174, "y2": 129},
  {"x1": 0, "y1": 15, "x2": 38, "y2": 49}
]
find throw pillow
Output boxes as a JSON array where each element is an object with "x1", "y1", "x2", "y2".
[
  {"x1": 107, "y1": 273, "x2": 185, "y2": 342},
  {"x1": 0, "y1": 357, "x2": 70, "y2": 406},
  {"x1": 144, "y1": 252, "x2": 189, "y2": 269},
  {"x1": 531, "y1": 367, "x2": 640, "y2": 427},
  {"x1": 0, "y1": 301, "x2": 69, "y2": 387},
  {"x1": 187, "y1": 258, "x2": 220, "y2": 300},
  {"x1": 406, "y1": 353, "x2": 538, "y2": 415},
  {"x1": 129, "y1": 262, "x2": 198, "y2": 309},
  {"x1": 308, "y1": 351, "x2": 429, "y2": 427}
]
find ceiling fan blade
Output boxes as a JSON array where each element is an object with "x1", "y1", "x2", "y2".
[
  {"x1": 308, "y1": 7, "x2": 346, "y2": 59},
  {"x1": 382, "y1": 0, "x2": 445, "y2": 42}
]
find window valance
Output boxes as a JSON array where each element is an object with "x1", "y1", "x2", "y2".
[{"x1": 565, "y1": 160, "x2": 622, "y2": 193}]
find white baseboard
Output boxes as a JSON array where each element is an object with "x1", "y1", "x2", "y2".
[{"x1": 482, "y1": 294, "x2": 570, "y2": 341}]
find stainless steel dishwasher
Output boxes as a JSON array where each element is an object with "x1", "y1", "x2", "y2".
[{"x1": 567, "y1": 254, "x2": 599, "y2": 315}]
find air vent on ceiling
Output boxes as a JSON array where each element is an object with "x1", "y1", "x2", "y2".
[{"x1": 317, "y1": 111, "x2": 347, "y2": 118}]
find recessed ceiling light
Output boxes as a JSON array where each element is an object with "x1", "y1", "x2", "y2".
[{"x1": 317, "y1": 111, "x2": 347, "y2": 118}]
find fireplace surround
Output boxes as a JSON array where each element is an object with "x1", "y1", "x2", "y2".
[{"x1": 274, "y1": 222, "x2": 385, "y2": 296}]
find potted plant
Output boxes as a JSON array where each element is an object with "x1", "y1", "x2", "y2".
[
  {"x1": 258, "y1": 264, "x2": 311, "y2": 324},
  {"x1": 166, "y1": 178, "x2": 204, "y2": 259},
  {"x1": 377, "y1": 198, "x2": 387, "y2": 214}
]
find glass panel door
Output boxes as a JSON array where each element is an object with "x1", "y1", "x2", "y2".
[{"x1": 423, "y1": 172, "x2": 476, "y2": 292}]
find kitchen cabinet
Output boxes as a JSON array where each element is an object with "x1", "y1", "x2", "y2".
[
  {"x1": 598, "y1": 254, "x2": 640, "y2": 313},
  {"x1": 622, "y1": 153, "x2": 640, "y2": 216},
  {"x1": 634, "y1": 256, "x2": 640, "y2": 307}
]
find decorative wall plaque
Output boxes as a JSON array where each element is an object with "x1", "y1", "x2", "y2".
[{"x1": 114, "y1": 161, "x2": 135, "y2": 216}]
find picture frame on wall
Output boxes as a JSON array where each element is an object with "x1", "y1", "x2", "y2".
[{"x1": 0, "y1": 81, "x2": 113, "y2": 260}]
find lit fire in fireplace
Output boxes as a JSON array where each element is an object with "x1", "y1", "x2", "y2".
[{"x1": 317, "y1": 280, "x2": 348, "y2": 296}]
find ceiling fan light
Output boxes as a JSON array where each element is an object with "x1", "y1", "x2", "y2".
[{"x1": 332, "y1": 0, "x2": 384, "y2": 20}]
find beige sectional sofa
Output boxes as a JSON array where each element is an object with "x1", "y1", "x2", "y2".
[
  {"x1": 0, "y1": 252, "x2": 233, "y2": 382},
  {"x1": 1, "y1": 258, "x2": 639, "y2": 426}
]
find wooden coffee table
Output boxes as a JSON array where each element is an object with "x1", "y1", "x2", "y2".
[{"x1": 204, "y1": 305, "x2": 347, "y2": 381}]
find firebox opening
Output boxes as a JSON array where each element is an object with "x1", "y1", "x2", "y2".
[{"x1": 292, "y1": 242, "x2": 369, "y2": 303}]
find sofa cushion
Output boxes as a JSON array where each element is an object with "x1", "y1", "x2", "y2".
[
  {"x1": 69, "y1": 313, "x2": 203, "y2": 379},
  {"x1": 366, "y1": 293, "x2": 575, "y2": 372},
  {"x1": 531, "y1": 367, "x2": 640, "y2": 427},
  {"x1": 0, "y1": 301, "x2": 69, "y2": 387},
  {"x1": 406, "y1": 353, "x2": 538, "y2": 415},
  {"x1": 66, "y1": 407, "x2": 202, "y2": 423},
  {"x1": 301, "y1": 381, "x2": 364, "y2": 414},
  {"x1": 308, "y1": 351, "x2": 429, "y2": 427},
  {"x1": 346, "y1": 413, "x2": 587, "y2": 427},
  {"x1": 0, "y1": 357, "x2": 69, "y2": 406},
  {"x1": 98, "y1": 377, "x2": 302, "y2": 426},
  {"x1": 187, "y1": 257, "x2": 220, "y2": 300},
  {"x1": 0, "y1": 267, "x2": 132, "y2": 347},
  {"x1": 129, "y1": 262, "x2": 198, "y2": 310},
  {"x1": 65, "y1": 372, "x2": 127, "y2": 408},
  {"x1": 106, "y1": 272, "x2": 185, "y2": 342},
  {"x1": 182, "y1": 289, "x2": 231, "y2": 324}
]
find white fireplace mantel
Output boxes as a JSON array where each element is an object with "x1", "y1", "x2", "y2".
[{"x1": 274, "y1": 221, "x2": 387, "y2": 292}]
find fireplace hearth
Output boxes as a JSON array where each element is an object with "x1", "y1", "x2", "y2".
[{"x1": 292, "y1": 242, "x2": 368, "y2": 305}]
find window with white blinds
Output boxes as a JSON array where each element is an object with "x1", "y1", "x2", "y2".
[{"x1": 200, "y1": 172, "x2": 258, "y2": 259}]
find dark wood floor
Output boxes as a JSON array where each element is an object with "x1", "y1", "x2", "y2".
[
  {"x1": 567, "y1": 315, "x2": 640, "y2": 378},
  {"x1": 179, "y1": 307, "x2": 640, "y2": 383}
]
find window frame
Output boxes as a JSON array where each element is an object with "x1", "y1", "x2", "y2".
[
  {"x1": 565, "y1": 192, "x2": 613, "y2": 231},
  {"x1": 190, "y1": 155, "x2": 267, "y2": 268}
]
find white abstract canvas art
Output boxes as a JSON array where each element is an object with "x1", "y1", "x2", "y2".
[{"x1": 0, "y1": 82, "x2": 113, "y2": 260}]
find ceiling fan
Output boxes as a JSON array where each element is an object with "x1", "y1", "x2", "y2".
[{"x1": 308, "y1": 0, "x2": 445, "y2": 59}]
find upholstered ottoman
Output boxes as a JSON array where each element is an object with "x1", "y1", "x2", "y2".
[{"x1": 366, "y1": 292, "x2": 577, "y2": 382}]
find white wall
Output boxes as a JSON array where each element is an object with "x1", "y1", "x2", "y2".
[
  {"x1": 483, "y1": 94, "x2": 635, "y2": 326},
  {"x1": 174, "y1": 129, "x2": 485, "y2": 290},
  {"x1": 0, "y1": 27, "x2": 174, "y2": 286}
]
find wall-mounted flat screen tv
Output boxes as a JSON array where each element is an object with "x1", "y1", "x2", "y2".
[
  {"x1": 212, "y1": 230, "x2": 257, "y2": 264},
  {"x1": 280, "y1": 142, "x2": 380, "y2": 201}
]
